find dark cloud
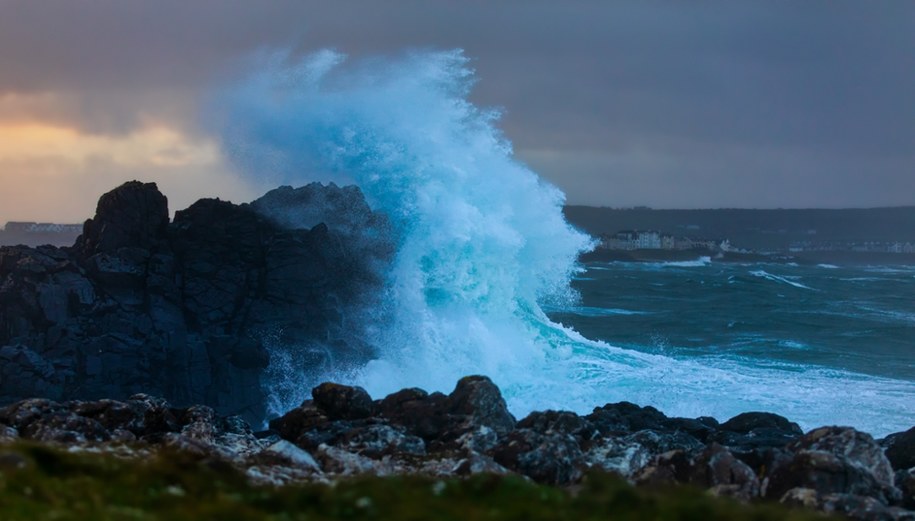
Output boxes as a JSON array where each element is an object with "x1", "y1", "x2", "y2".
[{"x1": 0, "y1": 0, "x2": 912, "y2": 208}]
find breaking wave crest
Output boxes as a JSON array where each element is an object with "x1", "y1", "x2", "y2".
[{"x1": 210, "y1": 49, "x2": 914, "y2": 436}]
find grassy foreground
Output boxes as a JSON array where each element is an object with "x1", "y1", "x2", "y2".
[{"x1": 0, "y1": 443, "x2": 831, "y2": 521}]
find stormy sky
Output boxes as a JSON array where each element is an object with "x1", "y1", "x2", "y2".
[{"x1": 1, "y1": 1, "x2": 913, "y2": 223}]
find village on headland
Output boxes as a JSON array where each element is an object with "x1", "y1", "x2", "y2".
[
  {"x1": 565, "y1": 206, "x2": 915, "y2": 265},
  {"x1": 586, "y1": 228, "x2": 915, "y2": 264}
]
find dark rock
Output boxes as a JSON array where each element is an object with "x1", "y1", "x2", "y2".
[
  {"x1": 709, "y1": 427, "x2": 802, "y2": 452},
  {"x1": 517, "y1": 410, "x2": 598, "y2": 440},
  {"x1": 767, "y1": 450, "x2": 886, "y2": 502},
  {"x1": 625, "y1": 429, "x2": 704, "y2": 455},
  {"x1": 690, "y1": 444, "x2": 760, "y2": 501},
  {"x1": 128, "y1": 394, "x2": 181, "y2": 437},
  {"x1": 447, "y1": 376, "x2": 516, "y2": 436},
  {"x1": 634, "y1": 444, "x2": 759, "y2": 501},
  {"x1": 20, "y1": 411, "x2": 110, "y2": 444},
  {"x1": 765, "y1": 427, "x2": 901, "y2": 505},
  {"x1": 253, "y1": 439, "x2": 322, "y2": 473},
  {"x1": 664, "y1": 417, "x2": 717, "y2": 443},
  {"x1": 897, "y1": 469, "x2": 915, "y2": 510},
  {"x1": 0, "y1": 398, "x2": 63, "y2": 430},
  {"x1": 883, "y1": 427, "x2": 915, "y2": 471},
  {"x1": 377, "y1": 387, "x2": 429, "y2": 415},
  {"x1": 731, "y1": 446, "x2": 793, "y2": 481},
  {"x1": 294, "y1": 419, "x2": 365, "y2": 451},
  {"x1": 709, "y1": 412, "x2": 803, "y2": 458},
  {"x1": 0, "y1": 424, "x2": 18, "y2": 442},
  {"x1": 377, "y1": 389, "x2": 452, "y2": 441},
  {"x1": 76, "y1": 181, "x2": 168, "y2": 256},
  {"x1": 635, "y1": 449, "x2": 693, "y2": 486},
  {"x1": 70, "y1": 399, "x2": 149, "y2": 435},
  {"x1": 782, "y1": 488, "x2": 915, "y2": 521},
  {"x1": 314, "y1": 444, "x2": 397, "y2": 476},
  {"x1": 0, "y1": 181, "x2": 391, "y2": 426},
  {"x1": 335, "y1": 423, "x2": 426, "y2": 457},
  {"x1": 584, "y1": 437, "x2": 651, "y2": 478},
  {"x1": 249, "y1": 183, "x2": 393, "y2": 275},
  {"x1": 375, "y1": 378, "x2": 515, "y2": 449},
  {"x1": 453, "y1": 425, "x2": 501, "y2": 453},
  {"x1": 583, "y1": 429, "x2": 704, "y2": 480},
  {"x1": 453, "y1": 453, "x2": 510, "y2": 476},
  {"x1": 491, "y1": 428, "x2": 584, "y2": 485},
  {"x1": 720, "y1": 411, "x2": 803, "y2": 435},
  {"x1": 311, "y1": 383, "x2": 375, "y2": 421},
  {"x1": 586, "y1": 401, "x2": 668, "y2": 435},
  {"x1": 268, "y1": 402, "x2": 328, "y2": 441}
]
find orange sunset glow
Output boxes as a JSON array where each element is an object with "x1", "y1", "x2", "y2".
[{"x1": 0, "y1": 122, "x2": 256, "y2": 224}]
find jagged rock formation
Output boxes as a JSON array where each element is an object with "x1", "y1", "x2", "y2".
[
  {"x1": 0, "y1": 181, "x2": 391, "y2": 425},
  {"x1": 0, "y1": 375, "x2": 912, "y2": 520}
]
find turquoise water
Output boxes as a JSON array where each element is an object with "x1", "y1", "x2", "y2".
[
  {"x1": 213, "y1": 48, "x2": 914, "y2": 437},
  {"x1": 552, "y1": 262, "x2": 915, "y2": 382}
]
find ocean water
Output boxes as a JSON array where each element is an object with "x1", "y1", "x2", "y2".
[
  {"x1": 211, "y1": 49, "x2": 915, "y2": 437},
  {"x1": 550, "y1": 261, "x2": 915, "y2": 436},
  {"x1": 554, "y1": 261, "x2": 915, "y2": 382}
]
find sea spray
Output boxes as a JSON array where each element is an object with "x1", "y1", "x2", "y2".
[
  {"x1": 209, "y1": 48, "x2": 595, "y2": 408},
  {"x1": 210, "y1": 49, "x2": 914, "y2": 436}
]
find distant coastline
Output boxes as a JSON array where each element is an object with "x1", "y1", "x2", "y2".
[
  {"x1": 566, "y1": 206, "x2": 915, "y2": 266},
  {"x1": 580, "y1": 247, "x2": 915, "y2": 266},
  {"x1": 0, "y1": 221, "x2": 82, "y2": 248}
]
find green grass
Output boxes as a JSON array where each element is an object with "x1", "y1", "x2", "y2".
[{"x1": 0, "y1": 443, "x2": 831, "y2": 521}]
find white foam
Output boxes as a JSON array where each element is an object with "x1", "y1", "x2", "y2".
[
  {"x1": 544, "y1": 305, "x2": 652, "y2": 317},
  {"x1": 750, "y1": 269, "x2": 816, "y2": 290},
  {"x1": 212, "y1": 48, "x2": 914, "y2": 437},
  {"x1": 656, "y1": 256, "x2": 712, "y2": 268}
]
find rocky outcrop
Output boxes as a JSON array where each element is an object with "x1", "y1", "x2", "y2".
[
  {"x1": 0, "y1": 181, "x2": 391, "y2": 425},
  {"x1": 883, "y1": 427, "x2": 915, "y2": 472},
  {"x1": 0, "y1": 375, "x2": 912, "y2": 520},
  {"x1": 765, "y1": 426, "x2": 900, "y2": 505}
]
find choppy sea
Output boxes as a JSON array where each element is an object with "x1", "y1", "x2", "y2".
[{"x1": 545, "y1": 260, "x2": 915, "y2": 435}]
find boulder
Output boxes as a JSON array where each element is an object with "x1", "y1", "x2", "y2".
[
  {"x1": 719, "y1": 411, "x2": 803, "y2": 435},
  {"x1": 709, "y1": 412, "x2": 803, "y2": 454},
  {"x1": 311, "y1": 383, "x2": 375, "y2": 421},
  {"x1": 781, "y1": 488, "x2": 915, "y2": 521},
  {"x1": 268, "y1": 401, "x2": 329, "y2": 441},
  {"x1": 586, "y1": 401, "x2": 668, "y2": 435},
  {"x1": 377, "y1": 389, "x2": 452, "y2": 441},
  {"x1": 334, "y1": 423, "x2": 426, "y2": 457},
  {"x1": 517, "y1": 410, "x2": 598, "y2": 440},
  {"x1": 635, "y1": 444, "x2": 759, "y2": 501},
  {"x1": 883, "y1": 427, "x2": 915, "y2": 471},
  {"x1": 256, "y1": 439, "x2": 322, "y2": 472},
  {"x1": 584, "y1": 436, "x2": 651, "y2": 478},
  {"x1": 447, "y1": 376, "x2": 516, "y2": 435},
  {"x1": 690, "y1": 444, "x2": 760, "y2": 501},
  {"x1": 491, "y1": 428, "x2": 584, "y2": 485},
  {"x1": 625, "y1": 429, "x2": 704, "y2": 455},
  {"x1": 765, "y1": 426, "x2": 901, "y2": 505}
]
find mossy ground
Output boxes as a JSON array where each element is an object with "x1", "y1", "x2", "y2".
[{"x1": 0, "y1": 443, "x2": 831, "y2": 521}]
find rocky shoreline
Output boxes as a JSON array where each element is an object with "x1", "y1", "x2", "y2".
[
  {"x1": 0, "y1": 181, "x2": 391, "y2": 426},
  {"x1": 1, "y1": 376, "x2": 912, "y2": 520}
]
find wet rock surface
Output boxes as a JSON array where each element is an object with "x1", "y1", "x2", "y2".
[
  {"x1": 0, "y1": 181, "x2": 391, "y2": 425},
  {"x1": 0, "y1": 375, "x2": 912, "y2": 520}
]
